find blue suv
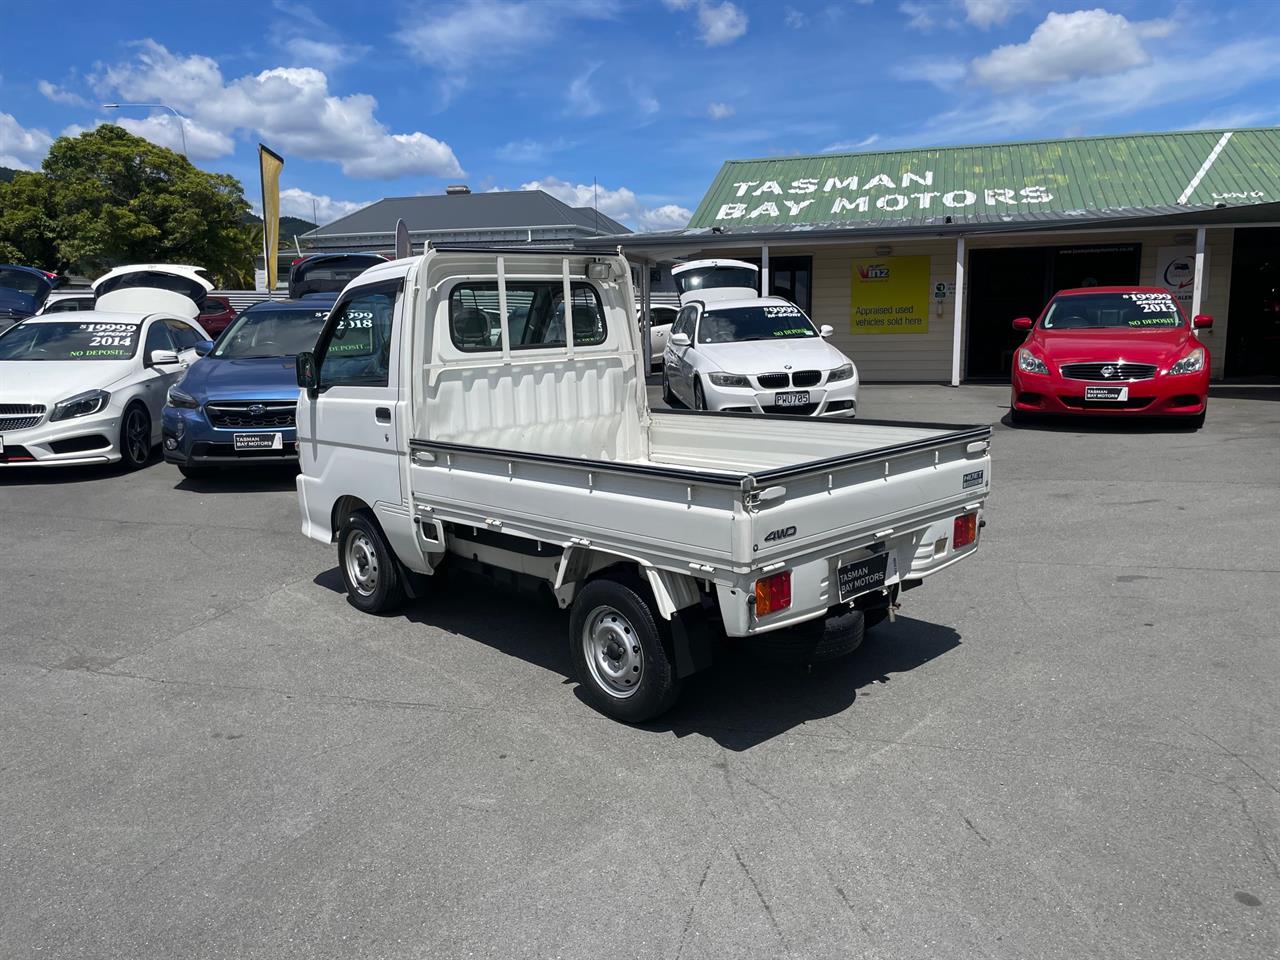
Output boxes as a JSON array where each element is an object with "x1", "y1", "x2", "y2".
[{"x1": 162, "y1": 295, "x2": 335, "y2": 477}]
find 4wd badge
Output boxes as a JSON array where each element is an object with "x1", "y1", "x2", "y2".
[{"x1": 763, "y1": 526, "x2": 797, "y2": 543}]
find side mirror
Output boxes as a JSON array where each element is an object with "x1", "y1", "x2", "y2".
[
  {"x1": 1012, "y1": 317, "x2": 1033, "y2": 331},
  {"x1": 296, "y1": 351, "x2": 318, "y2": 396},
  {"x1": 148, "y1": 348, "x2": 179, "y2": 366},
  {"x1": 1193, "y1": 314, "x2": 1213, "y2": 329},
  {"x1": 193, "y1": 339, "x2": 214, "y2": 357},
  {"x1": 670, "y1": 332, "x2": 691, "y2": 347},
  {"x1": 819, "y1": 324, "x2": 834, "y2": 338}
]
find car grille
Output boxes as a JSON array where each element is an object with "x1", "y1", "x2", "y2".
[
  {"x1": 0, "y1": 403, "x2": 45, "y2": 431},
  {"x1": 1060, "y1": 362, "x2": 1157, "y2": 382},
  {"x1": 756, "y1": 371, "x2": 823, "y2": 389},
  {"x1": 205, "y1": 400, "x2": 297, "y2": 429},
  {"x1": 762, "y1": 403, "x2": 818, "y2": 416}
]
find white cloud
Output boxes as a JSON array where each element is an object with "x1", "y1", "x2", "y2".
[
  {"x1": 278, "y1": 187, "x2": 367, "y2": 225},
  {"x1": 37, "y1": 80, "x2": 90, "y2": 107},
  {"x1": 707, "y1": 101, "x2": 734, "y2": 120},
  {"x1": 401, "y1": 1, "x2": 618, "y2": 99},
  {"x1": 517, "y1": 176, "x2": 691, "y2": 231},
  {"x1": 899, "y1": 1, "x2": 937, "y2": 31},
  {"x1": 823, "y1": 133, "x2": 881, "y2": 152},
  {"x1": 962, "y1": 0, "x2": 1022, "y2": 29},
  {"x1": 113, "y1": 114, "x2": 235, "y2": 160},
  {"x1": 784, "y1": 7, "x2": 806, "y2": 29},
  {"x1": 283, "y1": 38, "x2": 366, "y2": 71},
  {"x1": 566, "y1": 63, "x2": 603, "y2": 117},
  {"x1": 970, "y1": 9, "x2": 1174, "y2": 91},
  {"x1": 0, "y1": 112, "x2": 54, "y2": 169},
  {"x1": 95, "y1": 41, "x2": 462, "y2": 179},
  {"x1": 496, "y1": 137, "x2": 571, "y2": 164},
  {"x1": 698, "y1": 1, "x2": 749, "y2": 46},
  {"x1": 892, "y1": 56, "x2": 967, "y2": 89}
]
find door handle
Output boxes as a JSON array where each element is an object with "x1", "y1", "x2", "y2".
[{"x1": 375, "y1": 407, "x2": 391, "y2": 424}]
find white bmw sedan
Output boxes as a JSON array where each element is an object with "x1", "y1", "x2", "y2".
[
  {"x1": 661, "y1": 297, "x2": 859, "y2": 417},
  {"x1": 0, "y1": 309, "x2": 209, "y2": 469}
]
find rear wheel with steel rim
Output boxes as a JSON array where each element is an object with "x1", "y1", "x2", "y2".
[
  {"x1": 338, "y1": 510, "x2": 406, "y2": 614},
  {"x1": 119, "y1": 403, "x2": 152, "y2": 470},
  {"x1": 569, "y1": 578, "x2": 680, "y2": 722}
]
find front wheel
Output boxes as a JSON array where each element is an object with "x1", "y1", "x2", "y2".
[
  {"x1": 1187, "y1": 408, "x2": 1207, "y2": 430},
  {"x1": 119, "y1": 404, "x2": 152, "y2": 470},
  {"x1": 338, "y1": 510, "x2": 406, "y2": 614},
  {"x1": 662, "y1": 367, "x2": 676, "y2": 406},
  {"x1": 693, "y1": 378, "x2": 707, "y2": 411},
  {"x1": 569, "y1": 579, "x2": 681, "y2": 723}
]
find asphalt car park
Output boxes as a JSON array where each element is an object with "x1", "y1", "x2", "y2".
[{"x1": 1, "y1": 384, "x2": 1277, "y2": 959}]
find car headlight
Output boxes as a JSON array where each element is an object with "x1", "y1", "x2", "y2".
[
  {"x1": 708, "y1": 372, "x2": 750, "y2": 387},
  {"x1": 166, "y1": 385, "x2": 201, "y2": 409},
  {"x1": 827, "y1": 363, "x2": 855, "y2": 383},
  {"x1": 1169, "y1": 347, "x2": 1205, "y2": 375},
  {"x1": 49, "y1": 389, "x2": 110, "y2": 421},
  {"x1": 1017, "y1": 349, "x2": 1049, "y2": 376}
]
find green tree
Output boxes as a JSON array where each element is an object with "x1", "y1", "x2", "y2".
[{"x1": 0, "y1": 125, "x2": 256, "y2": 285}]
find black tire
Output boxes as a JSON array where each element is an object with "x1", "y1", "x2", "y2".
[
  {"x1": 119, "y1": 403, "x2": 152, "y2": 470},
  {"x1": 569, "y1": 578, "x2": 681, "y2": 723},
  {"x1": 1187, "y1": 409, "x2": 1207, "y2": 430},
  {"x1": 662, "y1": 367, "x2": 676, "y2": 406},
  {"x1": 693, "y1": 378, "x2": 707, "y2": 411},
  {"x1": 752, "y1": 607, "x2": 866, "y2": 663},
  {"x1": 177, "y1": 463, "x2": 215, "y2": 480},
  {"x1": 1009, "y1": 405, "x2": 1030, "y2": 427},
  {"x1": 337, "y1": 510, "x2": 406, "y2": 614}
]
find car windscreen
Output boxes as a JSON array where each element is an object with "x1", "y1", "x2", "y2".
[
  {"x1": 697, "y1": 304, "x2": 817, "y2": 344},
  {"x1": 1042, "y1": 292, "x2": 1185, "y2": 330},
  {"x1": 289, "y1": 256, "x2": 382, "y2": 298},
  {"x1": 0, "y1": 268, "x2": 50, "y2": 297},
  {"x1": 95, "y1": 270, "x2": 207, "y2": 306},
  {"x1": 0, "y1": 320, "x2": 140, "y2": 360},
  {"x1": 213, "y1": 307, "x2": 331, "y2": 358},
  {"x1": 674, "y1": 265, "x2": 758, "y2": 295}
]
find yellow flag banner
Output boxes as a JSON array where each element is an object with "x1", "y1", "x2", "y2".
[{"x1": 258, "y1": 144, "x2": 284, "y2": 290}]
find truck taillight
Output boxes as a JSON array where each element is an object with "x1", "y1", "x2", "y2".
[
  {"x1": 754, "y1": 571, "x2": 792, "y2": 617},
  {"x1": 953, "y1": 513, "x2": 978, "y2": 549}
]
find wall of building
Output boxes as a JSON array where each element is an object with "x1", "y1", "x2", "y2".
[{"x1": 690, "y1": 226, "x2": 1236, "y2": 381}]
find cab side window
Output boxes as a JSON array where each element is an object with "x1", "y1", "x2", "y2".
[
  {"x1": 316, "y1": 280, "x2": 402, "y2": 388},
  {"x1": 166, "y1": 320, "x2": 202, "y2": 350},
  {"x1": 144, "y1": 320, "x2": 175, "y2": 359}
]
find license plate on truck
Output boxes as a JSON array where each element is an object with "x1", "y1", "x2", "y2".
[
  {"x1": 233, "y1": 432, "x2": 283, "y2": 451},
  {"x1": 838, "y1": 552, "x2": 894, "y2": 601},
  {"x1": 1084, "y1": 385, "x2": 1128, "y2": 401},
  {"x1": 774, "y1": 391, "x2": 810, "y2": 407}
]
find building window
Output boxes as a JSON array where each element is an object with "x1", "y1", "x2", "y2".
[{"x1": 744, "y1": 255, "x2": 812, "y2": 313}]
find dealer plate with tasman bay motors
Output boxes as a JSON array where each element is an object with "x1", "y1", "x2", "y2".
[
  {"x1": 838, "y1": 550, "x2": 896, "y2": 602},
  {"x1": 774, "y1": 391, "x2": 810, "y2": 407},
  {"x1": 233, "y1": 432, "x2": 284, "y2": 451},
  {"x1": 1084, "y1": 385, "x2": 1128, "y2": 402}
]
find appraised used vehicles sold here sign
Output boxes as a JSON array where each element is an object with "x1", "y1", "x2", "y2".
[{"x1": 850, "y1": 255, "x2": 930, "y2": 335}]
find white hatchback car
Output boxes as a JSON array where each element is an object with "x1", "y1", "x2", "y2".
[
  {"x1": 662, "y1": 297, "x2": 859, "y2": 417},
  {"x1": 0, "y1": 284, "x2": 211, "y2": 469}
]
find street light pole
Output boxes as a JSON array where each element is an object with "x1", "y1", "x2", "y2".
[{"x1": 101, "y1": 102, "x2": 189, "y2": 158}]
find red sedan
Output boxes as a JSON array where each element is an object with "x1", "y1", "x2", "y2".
[{"x1": 1010, "y1": 287, "x2": 1212, "y2": 428}]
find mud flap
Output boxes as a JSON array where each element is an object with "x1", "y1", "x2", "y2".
[{"x1": 670, "y1": 604, "x2": 713, "y2": 679}]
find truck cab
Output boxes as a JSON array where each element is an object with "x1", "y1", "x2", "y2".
[{"x1": 295, "y1": 248, "x2": 991, "y2": 722}]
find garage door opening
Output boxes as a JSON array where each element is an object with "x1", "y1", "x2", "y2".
[
  {"x1": 965, "y1": 244, "x2": 1141, "y2": 380},
  {"x1": 1225, "y1": 228, "x2": 1280, "y2": 379}
]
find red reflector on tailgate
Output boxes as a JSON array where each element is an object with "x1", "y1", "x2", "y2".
[
  {"x1": 953, "y1": 513, "x2": 978, "y2": 549},
  {"x1": 754, "y1": 571, "x2": 792, "y2": 617}
]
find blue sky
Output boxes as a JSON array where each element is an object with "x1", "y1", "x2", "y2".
[{"x1": 2, "y1": 0, "x2": 1278, "y2": 229}]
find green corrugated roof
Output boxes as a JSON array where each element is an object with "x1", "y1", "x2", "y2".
[{"x1": 686, "y1": 128, "x2": 1280, "y2": 232}]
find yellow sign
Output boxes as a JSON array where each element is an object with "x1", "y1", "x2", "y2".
[
  {"x1": 258, "y1": 144, "x2": 285, "y2": 291},
  {"x1": 850, "y1": 255, "x2": 930, "y2": 334}
]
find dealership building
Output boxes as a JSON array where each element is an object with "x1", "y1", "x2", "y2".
[{"x1": 615, "y1": 128, "x2": 1280, "y2": 382}]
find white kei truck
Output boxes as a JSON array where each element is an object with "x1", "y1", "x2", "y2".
[{"x1": 294, "y1": 248, "x2": 991, "y2": 722}]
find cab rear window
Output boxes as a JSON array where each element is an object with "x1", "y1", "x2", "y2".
[{"x1": 448, "y1": 281, "x2": 607, "y2": 352}]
